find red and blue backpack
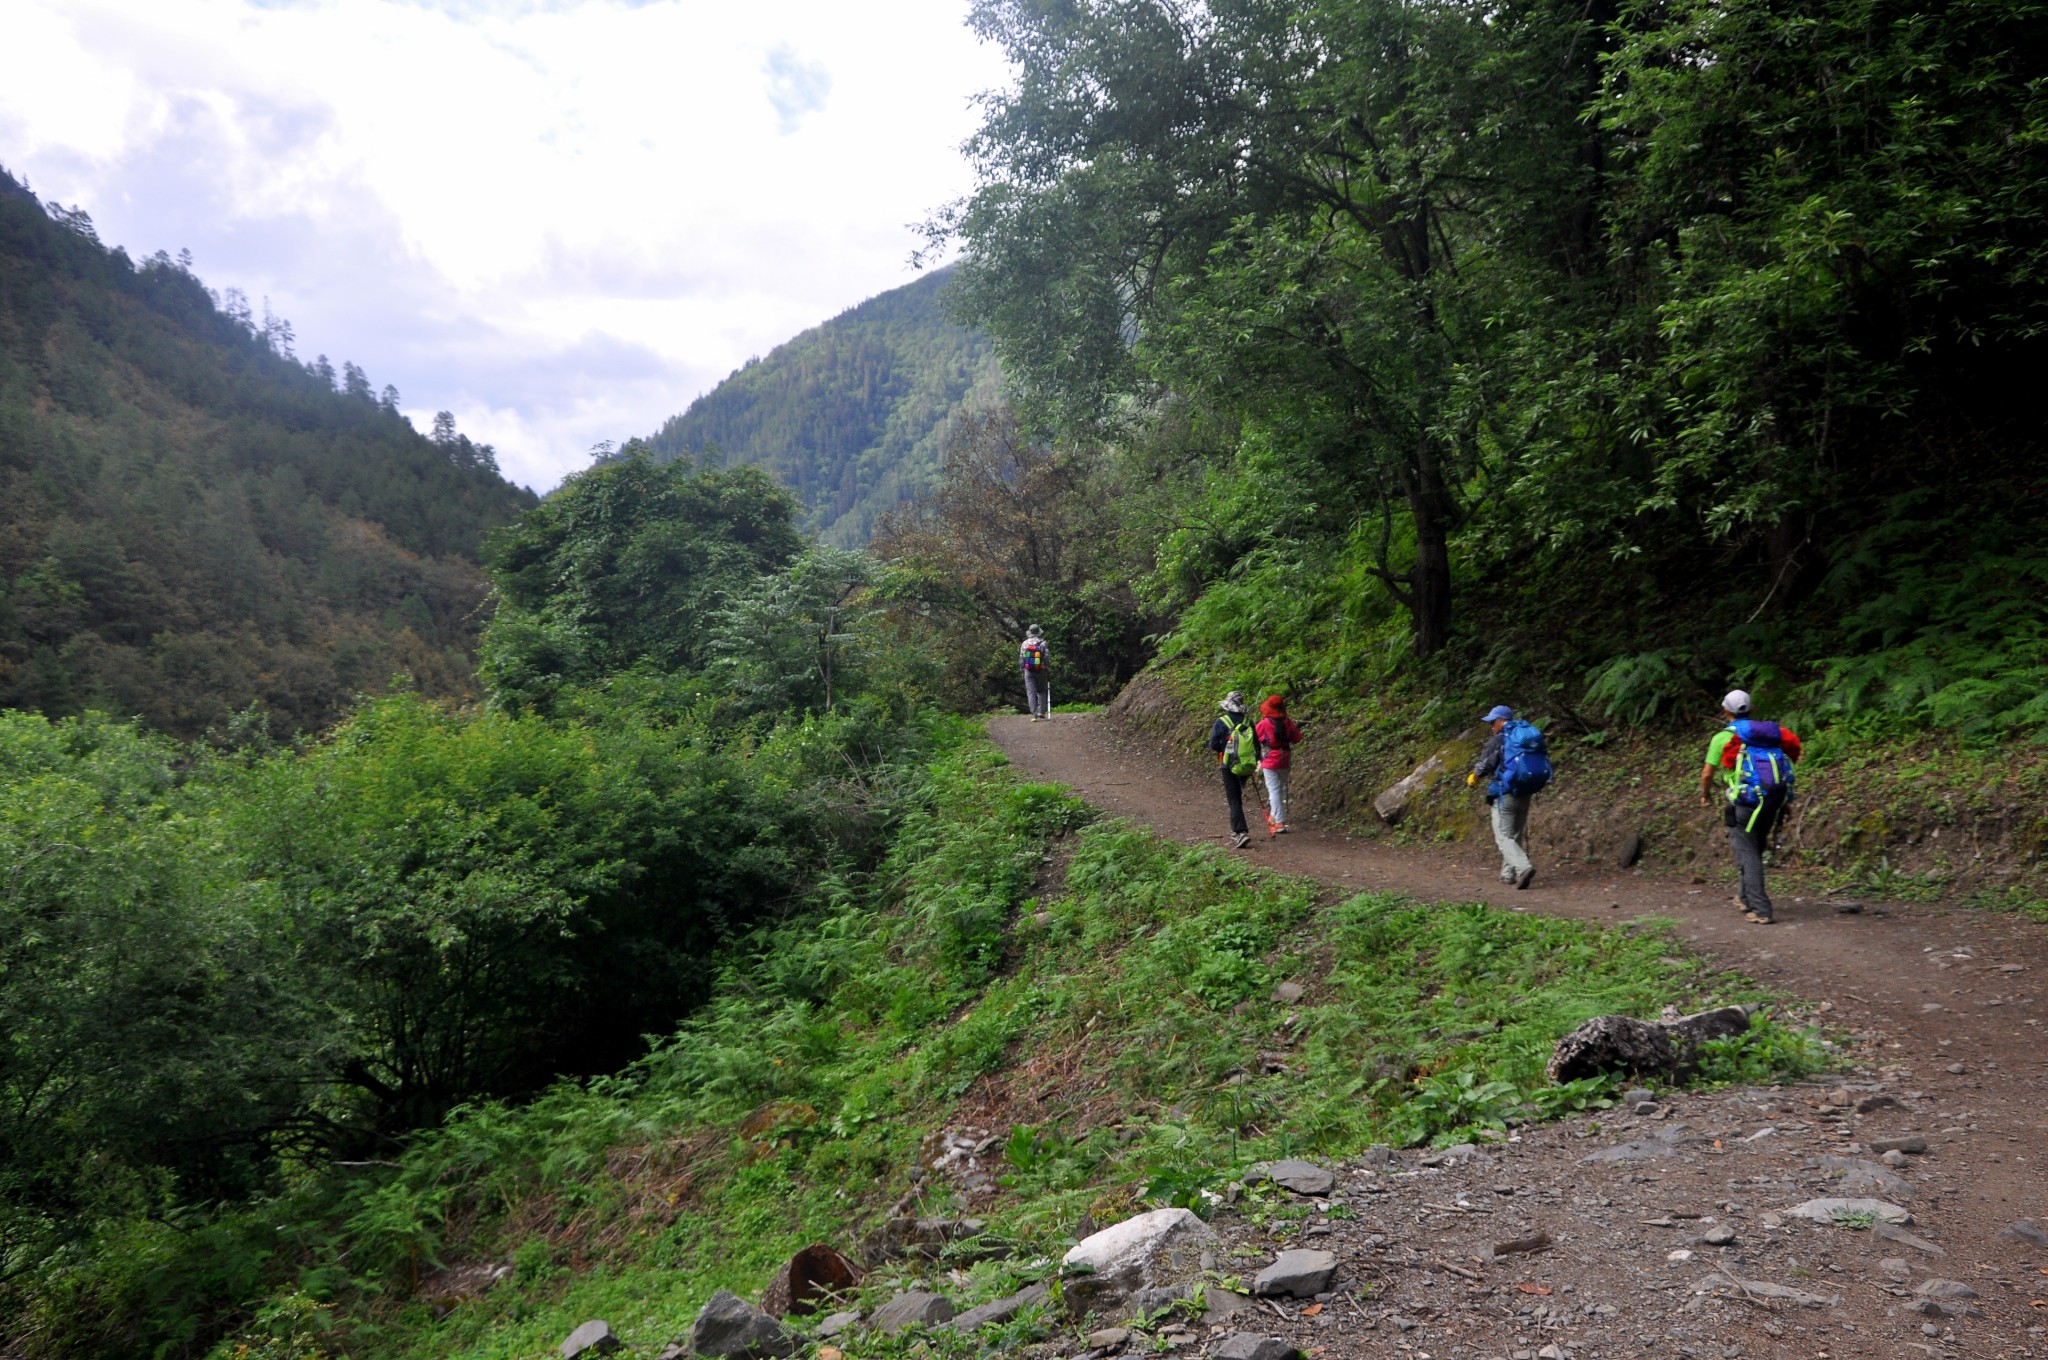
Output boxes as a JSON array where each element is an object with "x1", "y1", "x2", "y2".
[{"x1": 1727, "y1": 719, "x2": 1794, "y2": 825}]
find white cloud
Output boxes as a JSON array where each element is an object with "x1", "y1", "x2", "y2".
[{"x1": 0, "y1": 0, "x2": 1010, "y2": 491}]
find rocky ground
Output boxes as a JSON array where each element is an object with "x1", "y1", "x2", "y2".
[{"x1": 976, "y1": 712, "x2": 2048, "y2": 1360}]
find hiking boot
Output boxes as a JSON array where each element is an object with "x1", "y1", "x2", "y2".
[
  {"x1": 1274, "y1": 823, "x2": 1291, "y2": 835},
  {"x1": 1514, "y1": 866, "x2": 1536, "y2": 890},
  {"x1": 1743, "y1": 909, "x2": 1775, "y2": 924},
  {"x1": 1231, "y1": 832, "x2": 1250, "y2": 849}
]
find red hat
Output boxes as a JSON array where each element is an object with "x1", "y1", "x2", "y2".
[{"x1": 1260, "y1": 694, "x2": 1287, "y2": 718}]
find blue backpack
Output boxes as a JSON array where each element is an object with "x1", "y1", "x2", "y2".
[
  {"x1": 1490, "y1": 720, "x2": 1553, "y2": 798},
  {"x1": 1728, "y1": 719, "x2": 1794, "y2": 822}
]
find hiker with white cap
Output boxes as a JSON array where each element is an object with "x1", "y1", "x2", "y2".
[
  {"x1": 1019, "y1": 624, "x2": 1051, "y2": 720},
  {"x1": 1467, "y1": 704, "x2": 1551, "y2": 889},
  {"x1": 1699, "y1": 688, "x2": 1803, "y2": 924},
  {"x1": 1207, "y1": 691, "x2": 1257, "y2": 849}
]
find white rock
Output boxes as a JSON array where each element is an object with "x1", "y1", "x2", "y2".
[
  {"x1": 1062, "y1": 1208, "x2": 1222, "y2": 1313},
  {"x1": 1783, "y1": 1197, "x2": 1912, "y2": 1225}
]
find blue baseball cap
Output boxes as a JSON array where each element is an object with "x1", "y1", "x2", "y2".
[{"x1": 1481, "y1": 705, "x2": 1513, "y2": 723}]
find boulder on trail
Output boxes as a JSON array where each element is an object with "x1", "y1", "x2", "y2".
[
  {"x1": 1209, "y1": 1335, "x2": 1301, "y2": 1360},
  {"x1": 561, "y1": 1321, "x2": 622, "y2": 1359},
  {"x1": 1546, "y1": 1005, "x2": 1752, "y2": 1083},
  {"x1": 1372, "y1": 728, "x2": 1483, "y2": 825},
  {"x1": 1251, "y1": 1248, "x2": 1337, "y2": 1299},
  {"x1": 1783, "y1": 1197, "x2": 1913, "y2": 1225},
  {"x1": 1999, "y1": 1218, "x2": 2048, "y2": 1248},
  {"x1": 1616, "y1": 831, "x2": 1644, "y2": 868},
  {"x1": 1245, "y1": 1159, "x2": 1336, "y2": 1196},
  {"x1": 870, "y1": 1290, "x2": 954, "y2": 1333},
  {"x1": 758, "y1": 1243, "x2": 861, "y2": 1317},
  {"x1": 950, "y1": 1282, "x2": 1049, "y2": 1331},
  {"x1": 1061, "y1": 1207, "x2": 1221, "y2": 1315},
  {"x1": 689, "y1": 1290, "x2": 799, "y2": 1359}
]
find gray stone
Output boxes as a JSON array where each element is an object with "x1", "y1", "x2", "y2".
[
  {"x1": 1062, "y1": 1207, "x2": 1222, "y2": 1315},
  {"x1": 561, "y1": 1321, "x2": 622, "y2": 1359},
  {"x1": 1907, "y1": 1298, "x2": 1983, "y2": 1319},
  {"x1": 1881, "y1": 1149, "x2": 1909, "y2": 1168},
  {"x1": 1999, "y1": 1218, "x2": 2048, "y2": 1248},
  {"x1": 870, "y1": 1290, "x2": 954, "y2": 1334},
  {"x1": 1869, "y1": 1134, "x2": 1928, "y2": 1154},
  {"x1": 1708, "y1": 1274, "x2": 1838, "y2": 1308},
  {"x1": 1248, "y1": 1159, "x2": 1336, "y2": 1196},
  {"x1": 1914, "y1": 1279, "x2": 1980, "y2": 1301},
  {"x1": 1209, "y1": 1334, "x2": 1300, "y2": 1360},
  {"x1": 1855, "y1": 1093, "x2": 1904, "y2": 1114},
  {"x1": 1085, "y1": 1327, "x2": 1132, "y2": 1349},
  {"x1": 1373, "y1": 729, "x2": 1483, "y2": 824},
  {"x1": 1632, "y1": 1100, "x2": 1660, "y2": 1115},
  {"x1": 1125, "y1": 1286, "x2": 1188, "y2": 1319},
  {"x1": 1549, "y1": 1005, "x2": 1752, "y2": 1083},
  {"x1": 1622, "y1": 1088, "x2": 1656, "y2": 1106},
  {"x1": 1839, "y1": 1168, "x2": 1915, "y2": 1200},
  {"x1": 1873, "y1": 1222, "x2": 1946, "y2": 1255},
  {"x1": 1360, "y1": 1144, "x2": 1393, "y2": 1167},
  {"x1": 1879, "y1": 1259, "x2": 1912, "y2": 1281},
  {"x1": 1271, "y1": 981, "x2": 1305, "y2": 1005},
  {"x1": 1199, "y1": 1288, "x2": 1254, "y2": 1326},
  {"x1": 690, "y1": 1292, "x2": 798, "y2": 1360},
  {"x1": 1700, "y1": 1225, "x2": 1737, "y2": 1247},
  {"x1": 1616, "y1": 832, "x2": 1644, "y2": 869},
  {"x1": 1252, "y1": 1249, "x2": 1338, "y2": 1299},
  {"x1": 951, "y1": 1282, "x2": 1049, "y2": 1331},
  {"x1": 817, "y1": 1311, "x2": 862, "y2": 1338},
  {"x1": 1782, "y1": 1197, "x2": 1912, "y2": 1225}
]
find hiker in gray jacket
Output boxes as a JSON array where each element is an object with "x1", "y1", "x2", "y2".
[{"x1": 1019, "y1": 624, "x2": 1051, "y2": 720}]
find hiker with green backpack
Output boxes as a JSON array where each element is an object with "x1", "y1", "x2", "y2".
[
  {"x1": 1467, "y1": 704, "x2": 1551, "y2": 889},
  {"x1": 1208, "y1": 691, "x2": 1258, "y2": 849},
  {"x1": 1699, "y1": 688, "x2": 1803, "y2": 924}
]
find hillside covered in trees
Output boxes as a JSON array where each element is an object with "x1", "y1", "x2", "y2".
[
  {"x1": 643, "y1": 267, "x2": 997, "y2": 545},
  {"x1": 0, "y1": 167, "x2": 536, "y2": 737}
]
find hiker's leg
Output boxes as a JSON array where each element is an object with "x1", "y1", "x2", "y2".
[
  {"x1": 1222, "y1": 769, "x2": 1248, "y2": 837},
  {"x1": 1274, "y1": 768, "x2": 1291, "y2": 824},
  {"x1": 1262, "y1": 768, "x2": 1286, "y2": 824},
  {"x1": 1024, "y1": 671, "x2": 1046, "y2": 717},
  {"x1": 1725, "y1": 811, "x2": 1773, "y2": 917},
  {"x1": 1492, "y1": 795, "x2": 1532, "y2": 881}
]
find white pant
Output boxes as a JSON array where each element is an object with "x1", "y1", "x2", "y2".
[{"x1": 1262, "y1": 767, "x2": 1290, "y2": 825}]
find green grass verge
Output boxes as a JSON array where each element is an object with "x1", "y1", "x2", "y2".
[{"x1": 64, "y1": 733, "x2": 1821, "y2": 1360}]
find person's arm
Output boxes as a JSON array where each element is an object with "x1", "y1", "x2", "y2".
[
  {"x1": 1700, "y1": 731, "x2": 1734, "y2": 805},
  {"x1": 1471, "y1": 731, "x2": 1503, "y2": 779},
  {"x1": 1209, "y1": 718, "x2": 1229, "y2": 754}
]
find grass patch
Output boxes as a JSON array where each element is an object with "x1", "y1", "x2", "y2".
[{"x1": 118, "y1": 734, "x2": 1811, "y2": 1360}]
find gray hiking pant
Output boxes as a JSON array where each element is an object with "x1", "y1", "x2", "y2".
[
  {"x1": 1492, "y1": 793, "x2": 1532, "y2": 881},
  {"x1": 1725, "y1": 799, "x2": 1783, "y2": 917},
  {"x1": 1262, "y1": 767, "x2": 1291, "y2": 826},
  {"x1": 1023, "y1": 669, "x2": 1049, "y2": 717}
]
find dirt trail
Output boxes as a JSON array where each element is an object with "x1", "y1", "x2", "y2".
[{"x1": 989, "y1": 712, "x2": 2048, "y2": 1357}]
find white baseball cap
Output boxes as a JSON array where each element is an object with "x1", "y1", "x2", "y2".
[{"x1": 1722, "y1": 689, "x2": 1753, "y2": 716}]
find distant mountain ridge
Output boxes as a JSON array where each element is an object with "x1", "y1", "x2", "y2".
[
  {"x1": 644, "y1": 268, "x2": 997, "y2": 545},
  {"x1": 0, "y1": 166, "x2": 536, "y2": 737}
]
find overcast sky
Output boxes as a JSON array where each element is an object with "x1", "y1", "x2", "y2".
[{"x1": 0, "y1": 0, "x2": 1010, "y2": 491}]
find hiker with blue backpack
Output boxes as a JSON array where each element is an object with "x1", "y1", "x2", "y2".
[
  {"x1": 1699, "y1": 689, "x2": 1802, "y2": 924},
  {"x1": 1019, "y1": 624, "x2": 1051, "y2": 721},
  {"x1": 1467, "y1": 704, "x2": 1552, "y2": 889},
  {"x1": 1207, "y1": 691, "x2": 1257, "y2": 849}
]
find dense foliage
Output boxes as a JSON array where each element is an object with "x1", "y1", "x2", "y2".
[
  {"x1": 643, "y1": 268, "x2": 999, "y2": 546},
  {"x1": 0, "y1": 167, "x2": 536, "y2": 738},
  {"x1": 934, "y1": 0, "x2": 2048, "y2": 735}
]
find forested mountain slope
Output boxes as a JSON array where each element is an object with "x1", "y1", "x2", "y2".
[
  {"x1": 643, "y1": 267, "x2": 997, "y2": 544},
  {"x1": 0, "y1": 167, "x2": 537, "y2": 737}
]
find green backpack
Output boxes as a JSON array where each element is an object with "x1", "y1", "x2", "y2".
[{"x1": 1222, "y1": 713, "x2": 1260, "y2": 777}]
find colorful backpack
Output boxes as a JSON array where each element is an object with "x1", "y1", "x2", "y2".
[
  {"x1": 1222, "y1": 713, "x2": 1260, "y2": 777},
  {"x1": 1490, "y1": 720, "x2": 1553, "y2": 798},
  {"x1": 1020, "y1": 638, "x2": 1047, "y2": 671},
  {"x1": 1728, "y1": 719, "x2": 1794, "y2": 822}
]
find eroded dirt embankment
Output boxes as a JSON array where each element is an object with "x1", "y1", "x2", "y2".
[
  {"x1": 1104, "y1": 671, "x2": 2048, "y2": 908},
  {"x1": 987, "y1": 707, "x2": 2048, "y2": 1357}
]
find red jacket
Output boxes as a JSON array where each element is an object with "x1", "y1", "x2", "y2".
[{"x1": 1255, "y1": 715, "x2": 1302, "y2": 770}]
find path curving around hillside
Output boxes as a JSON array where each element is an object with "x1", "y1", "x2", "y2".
[{"x1": 990, "y1": 711, "x2": 2048, "y2": 1351}]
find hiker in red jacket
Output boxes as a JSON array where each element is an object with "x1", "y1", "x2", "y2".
[{"x1": 1254, "y1": 694, "x2": 1303, "y2": 838}]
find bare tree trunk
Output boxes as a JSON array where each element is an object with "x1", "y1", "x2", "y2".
[{"x1": 1406, "y1": 441, "x2": 1455, "y2": 657}]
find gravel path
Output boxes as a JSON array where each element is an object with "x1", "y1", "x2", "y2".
[{"x1": 988, "y1": 713, "x2": 2048, "y2": 1358}]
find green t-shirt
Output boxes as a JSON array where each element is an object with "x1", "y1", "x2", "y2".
[{"x1": 1703, "y1": 729, "x2": 1741, "y2": 802}]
